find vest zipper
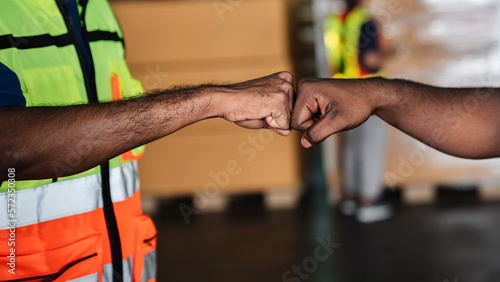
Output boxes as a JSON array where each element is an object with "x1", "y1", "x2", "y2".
[
  {"x1": 55, "y1": 0, "x2": 97, "y2": 104},
  {"x1": 55, "y1": 1, "x2": 123, "y2": 282}
]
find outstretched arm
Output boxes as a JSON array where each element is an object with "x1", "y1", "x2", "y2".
[
  {"x1": 292, "y1": 77, "x2": 500, "y2": 159},
  {"x1": 0, "y1": 72, "x2": 294, "y2": 182}
]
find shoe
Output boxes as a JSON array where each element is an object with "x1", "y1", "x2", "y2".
[
  {"x1": 355, "y1": 204, "x2": 393, "y2": 223},
  {"x1": 339, "y1": 199, "x2": 358, "y2": 216}
]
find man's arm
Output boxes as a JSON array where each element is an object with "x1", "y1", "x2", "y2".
[
  {"x1": 292, "y1": 77, "x2": 500, "y2": 159},
  {"x1": 0, "y1": 72, "x2": 294, "y2": 182}
]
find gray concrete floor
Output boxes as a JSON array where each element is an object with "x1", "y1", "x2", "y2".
[{"x1": 152, "y1": 191, "x2": 500, "y2": 282}]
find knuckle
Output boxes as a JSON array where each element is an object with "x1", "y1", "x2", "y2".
[
  {"x1": 278, "y1": 71, "x2": 293, "y2": 81},
  {"x1": 279, "y1": 81, "x2": 292, "y2": 93},
  {"x1": 297, "y1": 78, "x2": 315, "y2": 92}
]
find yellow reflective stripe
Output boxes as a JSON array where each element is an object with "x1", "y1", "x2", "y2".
[
  {"x1": 0, "y1": 161, "x2": 139, "y2": 229},
  {"x1": 0, "y1": 179, "x2": 53, "y2": 191},
  {"x1": 0, "y1": 155, "x2": 139, "y2": 192}
]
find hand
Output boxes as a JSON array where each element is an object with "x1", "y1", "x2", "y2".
[
  {"x1": 219, "y1": 71, "x2": 294, "y2": 136},
  {"x1": 292, "y1": 78, "x2": 378, "y2": 147}
]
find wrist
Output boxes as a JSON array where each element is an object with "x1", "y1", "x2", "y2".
[
  {"x1": 365, "y1": 77, "x2": 398, "y2": 114},
  {"x1": 202, "y1": 85, "x2": 233, "y2": 119}
]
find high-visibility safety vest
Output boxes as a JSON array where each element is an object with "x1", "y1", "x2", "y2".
[
  {"x1": 324, "y1": 6, "x2": 372, "y2": 78},
  {"x1": 0, "y1": 1, "x2": 156, "y2": 281}
]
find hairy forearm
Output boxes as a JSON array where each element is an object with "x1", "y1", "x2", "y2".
[
  {"x1": 374, "y1": 78, "x2": 500, "y2": 158},
  {"x1": 0, "y1": 86, "x2": 219, "y2": 181},
  {"x1": 0, "y1": 71, "x2": 295, "y2": 181}
]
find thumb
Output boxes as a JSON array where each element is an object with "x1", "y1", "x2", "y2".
[{"x1": 301, "y1": 115, "x2": 344, "y2": 148}]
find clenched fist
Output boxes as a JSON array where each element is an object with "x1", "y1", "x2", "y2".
[
  {"x1": 218, "y1": 71, "x2": 294, "y2": 136},
  {"x1": 291, "y1": 77, "x2": 383, "y2": 147}
]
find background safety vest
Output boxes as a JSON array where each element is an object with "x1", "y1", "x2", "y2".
[
  {"x1": 0, "y1": 1, "x2": 156, "y2": 281},
  {"x1": 324, "y1": 6, "x2": 371, "y2": 78}
]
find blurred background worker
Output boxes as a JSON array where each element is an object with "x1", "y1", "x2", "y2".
[{"x1": 323, "y1": 0, "x2": 390, "y2": 223}]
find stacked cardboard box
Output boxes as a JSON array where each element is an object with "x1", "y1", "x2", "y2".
[
  {"x1": 379, "y1": 0, "x2": 500, "y2": 202},
  {"x1": 111, "y1": 0, "x2": 302, "y2": 198}
]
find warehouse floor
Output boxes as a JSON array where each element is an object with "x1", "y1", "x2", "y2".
[{"x1": 151, "y1": 191, "x2": 500, "y2": 282}]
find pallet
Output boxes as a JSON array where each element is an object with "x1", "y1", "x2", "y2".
[
  {"x1": 141, "y1": 185, "x2": 303, "y2": 216},
  {"x1": 401, "y1": 183, "x2": 436, "y2": 205},
  {"x1": 325, "y1": 174, "x2": 500, "y2": 206},
  {"x1": 400, "y1": 179, "x2": 500, "y2": 205},
  {"x1": 192, "y1": 185, "x2": 303, "y2": 213}
]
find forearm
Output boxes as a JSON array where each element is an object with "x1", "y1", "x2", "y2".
[
  {"x1": 0, "y1": 71, "x2": 294, "y2": 181},
  {"x1": 0, "y1": 86, "x2": 219, "y2": 181},
  {"x1": 374, "y1": 78, "x2": 500, "y2": 158}
]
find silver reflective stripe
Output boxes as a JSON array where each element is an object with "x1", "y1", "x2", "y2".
[
  {"x1": 140, "y1": 250, "x2": 157, "y2": 282},
  {"x1": 67, "y1": 272, "x2": 99, "y2": 282},
  {"x1": 102, "y1": 256, "x2": 134, "y2": 282},
  {"x1": 0, "y1": 161, "x2": 139, "y2": 229}
]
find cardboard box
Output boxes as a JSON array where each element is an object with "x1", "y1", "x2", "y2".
[
  {"x1": 111, "y1": 0, "x2": 302, "y2": 196},
  {"x1": 111, "y1": 0, "x2": 289, "y2": 63}
]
